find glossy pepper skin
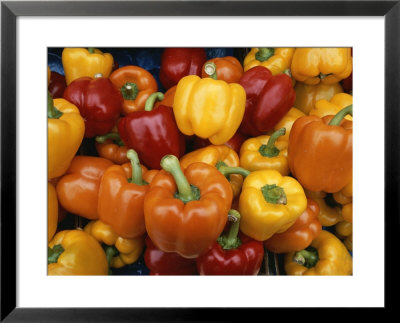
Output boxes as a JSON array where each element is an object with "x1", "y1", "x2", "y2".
[
  {"x1": 243, "y1": 48, "x2": 295, "y2": 74},
  {"x1": 144, "y1": 236, "x2": 198, "y2": 275},
  {"x1": 109, "y1": 65, "x2": 158, "y2": 115},
  {"x1": 264, "y1": 198, "x2": 322, "y2": 253},
  {"x1": 159, "y1": 48, "x2": 207, "y2": 90},
  {"x1": 154, "y1": 85, "x2": 176, "y2": 109},
  {"x1": 197, "y1": 210, "x2": 264, "y2": 275},
  {"x1": 48, "y1": 182, "x2": 59, "y2": 242},
  {"x1": 201, "y1": 56, "x2": 243, "y2": 83},
  {"x1": 62, "y1": 47, "x2": 114, "y2": 85},
  {"x1": 288, "y1": 106, "x2": 353, "y2": 193},
  {"x1": 173, "y1": 75, "x2": 246, "y2": 145},
  {"x1": 273, "y1": 107, "x2": 305, "y2": 141},
  {"x1": 305, "y1": 190, "x2": 342, "y2": 227},
  {"x1": 238, "y1": 66, "x2": 296, "y2": 137},
  {"x1": 310, "y1": 93, "x2": 353, "y2": 121},
  {"x1": 118, "y1": 92, "x2": 185, "y2": 170},
  {"x1": 48, "y1": 71, "x2": 67, "y2": 99},
  {"x1": 84, "y1": 220, "x2": 145, "y2": 269},
  {"x1": 144, "y1": 155, "x2": 233, "y2": 259},
  {"x1": 56, "y1": 156, "x2": 114, "y2": 220},
  {"x1": 98, "y1": 150, "x2": 158, "y2": 239},
  {"x1": 95, "y1": 132, "x2": 129, "y2": 165},
  {"x1": 239, "y1": 169, "x2": 307, "y2": 241},
  {"x1": 63, "y1": 76, "x2": 123, "y2": 138},
  {"x1": 48, "y1": 94, "x2": 85, "y2": 180},
  {"x1": 291, "y1": 48, "x2": 353, "y2": 85},
  {"x1": 284, "y1": 230, "x2": 352, "y2": 275},
  {"x1": 48, "y1": 229, "x2": 108, "y2": 275}
]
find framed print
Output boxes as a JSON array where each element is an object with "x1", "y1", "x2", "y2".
[{"x1": 1, "y1": 0, "x2": 398, "y2": 321}]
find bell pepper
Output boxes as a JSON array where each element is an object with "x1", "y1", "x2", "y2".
[
  {"x1": 288, "y1": 105, "x2": 352, "y2": 193},
  {"x1": 335, "y1": 219, "x2": 352, "y2": 239},
  {"x1": 294, "y1": 81, "x2": 344, "y2": 115},
  {"x1": 173, "y1": 74, "x2": 246, "y2": 145},
  {"x1": 291, "y1": 48, "x2": 352, "y2": 85},
  {"x1": 238, "y1": 169, "x2": 307, "y2": 241},
  {"x1": 191, "y1": 131, "x2": 248, "y2": 156},
  {"x1": 118, "y1": 92, "x2": 185, "y2": 170},
  {"x1": 180, "y1": 145, "x2": 249, "y2": 198},
  {"x1": 98, "y1": 149, "x2": 158, "y2": 239},
  {"x1": 154, "y1": 85, "x2": 176, "y2": 109},
  {"x1": 62, "y1": 47, "x2": 114, "y2": 85},
  {"x1": 305, "y1": 190, "x2": 343, "y2": 227},
  {"x1": 56, "y1": 156, "x2": 114, "y2": 220},
  {"x1": 48, "y1": 93, "x2": 85, "y2": 179},
  {"x1": 109, "y1": 65, "x2": 158, "y2": 115},
  {"x1": 284, "y1": 230, "x2": 352, "y2": 275},
  {"x1": 201, "y1": 56, "x2": 243, "y2": 83},
  {"x1": 84, "y1": 220, "x2": 145, "y2": 269},
  {"x1": 239, "y1": 127, "x2": 289, "y2": 175},
  {"x1": 63, "y1": 75, "x2": 123, "y2": 138},
  {"x1": 243, "y1": 47, "x2": 295, "y2": 74},
  {"x1": 144, "y1": 155, "x2": 233, "y2": 258},
  {"x1": 310, "y1": 93, "x2": 353, "y2": 121},
  {"x1": 238, "y1": 66, "x2": 296, "y2": 137},
  {"x1": 159, "y1": 48, "x2": 207, "y2": 90},
  {"x1": 48, "y1": 182, "x2": 59, "y2": 242},
  {"x1": 273, "y1": 107, "x2": 305, "y2": 141},
  {"x1": 196, "y1": 209, "x2": 264, "y2": 275},
  {"x1": 48, "y1": 229, "x2": 109, "y2": 275},
  {"x1": 264, "y1": 198, "x2": 322, "y2": 253},
  {"x1": 48, "y1": 71, "x2": 67, "y2": 99},
  {"x1": 341, "y1": 72, "x2": 352, "y2": 93},
  {"x1": 95, "y1": 132, "x2": 129, "y2": 165}
]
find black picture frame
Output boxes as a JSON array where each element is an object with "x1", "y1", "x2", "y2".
[{"x1": 1, "y1": 0, "x2": 398, "y2": 321}]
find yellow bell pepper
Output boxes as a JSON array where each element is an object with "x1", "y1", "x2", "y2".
[
  {"x1": 310, "y1": 93, "x2": 353, "y2": 121},
  {"x1": 48, "y1": 229, "x2": 108, "y2": 275},
  {"x1": 294, "y1": 81, "x2": 344, "y2": 115},
  {"x1": 291, "y1": 48, "x2": 352, "y2": 85},
  {"x1": 273, "y1": 107, "x2": 305, "y2": 141},
  {"x1": 239, "y1": 128, "x2": 289, "y2": 175},
  {"x1": 62, "y1": 47, "x2": 114, "y2": 85},
  {"x1": 84, "y1": 220, "x2": 145, "y2": 269},
  {"x1": 48, "y1": 182, "x2": 58, "y2": 242},
  {"x1": 305, "y1": 190, "x2": 343, "y2": 227},
  {"x1": 284, "y1": 230, "x2": 352, "y2": 275},
  {"x1": 243, "y1": 47, "x2": 295, "y2": 74},
  {"x1": 239, "y1": 169, "x2": 307, "y2": 241},
  {"x1": 173, "y1": 75, "x2": 246, "y2": 145},
  {"x1": 48, "y1": 93, "x2": 85, "y2": 179}
]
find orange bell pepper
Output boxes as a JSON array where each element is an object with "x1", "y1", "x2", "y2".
[
  {"x1": 305, "y1": 190, "x2": 343, "y2": 227},
  {"x1": 95, "y1": 132, "x2": 129, "y2": 165},
  {"x1": 56, "y1": 156, "x2": 114, "y2": 220},
  {"x1": 154, "y1": 85, "x2": 176, "y2": 108},
  {"x1": 201, "y1": 56, "x2": 243, "y2": 83},
  {"x1": 144, "y1": 155, "x2": 233, "y2": 259},
  {"x1": 109, "y1": 65, "x2": 158, "y2": 115}
]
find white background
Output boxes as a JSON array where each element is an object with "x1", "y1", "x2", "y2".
[{"x1": 17, "y1": 16, "x2": 384, "y2": 307}]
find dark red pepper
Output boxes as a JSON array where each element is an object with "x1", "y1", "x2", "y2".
[
  {"x1": 144, "y1": 236, "x2": 198, "y2": 275},
  {"x1": 196, "y1": 210, "x2": 264, "y2": 275},
  {"x1": 238, "y1": 66, "x2": 296, "y2": 137},
  {"x1": 63, "y1": 76, "x2": 123, "y2": 138},
  {"x1": 48, "y1": 71, "x2": 67, "y2": 99},
  {"x1": 159, "y1": 48, "x2": 206, "y2": 90},
  {"x1": 118, "y1": 92, "x2": 185, "y2": 170}
]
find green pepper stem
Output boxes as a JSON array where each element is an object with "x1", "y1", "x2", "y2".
[
  {"x1": 259, "y1": 128, "x2": 286, "y2": 158},
  {"x1": 216, "y1": 161, "x2": 250, "y2": 178},
  {"x1": 261, "y1": 184, "x2": 287, "y2": 205},
  {"x1": 160, "y1": 155, "x2": 198, "y2": 203},
  {"x1": 121, "y1": 82, "x2": 139, "y2": 100},
  {"x1": 144, "y1": 92, "x2": 165, "y2": 111},
  {"x1": 204, "y1": 62, "x2": 217, "y2": 80},
  {"x1": 88, "y1": 47, "x2": 95, "y2": 54},
  {"x1": 127, "y1": 149, "x2": 146, "y2": 186},
  {"x1": 328, "y1": 105, "x2": 353, "y2": 126},
  {"x1": 48, "y1": 244, "x2": 64, "y2": 264},
  {"x1": 95, "y1": 132, "x2": 124, "y2": 146},
  {"x1": 47, "y1": 91, "x2": 63, "y2": 119},
  {"x1": 104, "y1": 245, "x2": 119, "y2": 267},
  {"x1": 217, "y1": 209, "x2": 242, "y2": 250},
  {"x1": 293, "y1": 247, "x2": 319, "y2": 268},
  {"x1": 255, "y1": 47, "x2": 274, "y2": 62}
]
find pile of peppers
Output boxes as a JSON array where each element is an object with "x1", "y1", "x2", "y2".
[{"x1": 48, "y1": 47, "x2": 353, "y2": 276}]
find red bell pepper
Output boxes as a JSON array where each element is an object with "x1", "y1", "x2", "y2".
[
  {"x1": 238, "y1": 66, "x2": 296, "y2": 137},
  {"x1": 196, "y1": 210, "x2": 264, "y2": 275},
  {"x1": 144, "y1": 236, "x2": 198, "y2": 275},
  {"x1": 159, "y1": 48, "x2": 206, "y2": 90},
  {"x1": 63, "y1": 76, "x2": 123, "y2": 138},
  {"x1": 48, "y1": 71, "x2": 67, "y2": 99},
  {"x1": 118, "y1": 92, "x2": 185, "y2": 170}
]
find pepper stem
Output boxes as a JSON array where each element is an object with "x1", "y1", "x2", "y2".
[
  {"x1": 88, "y1": 47, "x2": 95, "y2": 54},
  {"x1": 48, "y1": 244, "x2": 64, "y2": 264},
  {"x1": 127, "y1": 149, "x2": 146, "y2": 186},
  {"x1": 204, "y1": 62, "x2": 217, "y2": 80},
  {"x1": 258, "y1": 128, "x2": 286, "y2": 158},
  {"x1": 121, "y1": 82, "x2": 139, "y2": 100},
  {"x1": 217, "y1": 209, "x2": 242, "y2": 250},
  {"x1": 160, "y1": 155, "x2": 200, "y2": 203},
  {"x1": 261, "y1": 184, "x2": 287, "y2": 205},
  {"x1": 255, "y1": 48, "x2": 274, "y2": 62},
  {"x1": 328, "y1": 105, "x2": 353, "y2": 126},
  {"x1": 293, "y1": 246, "x2": 319, "y2": 268},
  {"x1": 95, "y1": 132, "x2": 124, "y2": 146},
  {"x1": 144, "y1": 92, "x2": 165, "y2": 111},
  {"x1": 216, "y1": 161, "x2": 250, "y2": 178},
  {"x1": 47, "y1": 91, "x2": 63, "y2": 119}
]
